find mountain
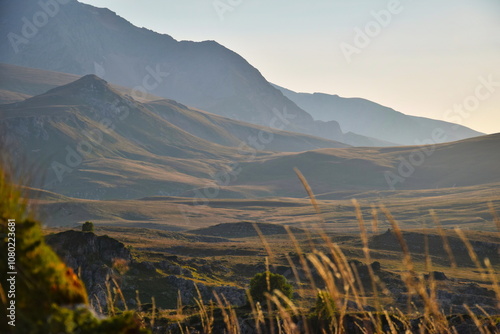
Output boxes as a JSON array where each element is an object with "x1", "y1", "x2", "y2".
[
  {"x1": 0, "y1": 75, "x2": 351, "y2": 199},
  {"x1": 0, "y1": 62, "x2": 80, "y2": 102},
  {"x1": 145, "y1": 99, "x2": 350, "y2": 152},
  {"x1": 0, "y1": 74, "x2": 240, "y2": 199},
  {"x1": 0, "y1": 66, "x2": 349, "y2": 152},
  {"x1": 0, "y1": 63, "x2": 350, "y2": 152},
  {"x1": 1, "y1": 0, "x2": 479, "y2": 148},
  {"x1": 1, "y1": 72, "x2": 498, "y2": 201},
  {"x1": 274, "y1": 84, "x2": 484, "y2": 145},
  {"x1": 0, "y1": 0, "x2": 359, "y2": 145}
]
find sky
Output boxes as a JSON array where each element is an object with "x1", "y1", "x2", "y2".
[{"x1": 80, "y1": 0, "x2": 500, "y2": 134}]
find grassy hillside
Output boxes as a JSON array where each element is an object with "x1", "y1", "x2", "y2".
[
  {"x1": 233, "y1": 133, "x2": 500, "y2": 195},
  {"x1": 146, "y1": 99, "x2": 349, "y2": 151}
]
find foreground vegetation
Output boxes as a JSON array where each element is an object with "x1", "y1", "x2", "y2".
[
  {"x1": 0, "y1": 166, "x2": 148, "y2": 333},
  {"x1": 1, "y1": 164, "x2": 499, "y2": 333}
]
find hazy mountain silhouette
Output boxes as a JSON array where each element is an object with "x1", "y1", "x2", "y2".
[
  {"x1": 274, "y1": 84, "x2": 483, "y2": 145},
  {"x1": 1, "y1": 1, "x2": 481, "y2": 148},
  {"x1": 0, "y1": 0, "x2": 373, "y2": 145}
]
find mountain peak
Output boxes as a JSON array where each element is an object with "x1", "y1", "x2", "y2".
[
  {"x1": 40, "y1": 74, "x2": 121, "y2": 100},
  {"x1": 15, "y1": 73, "x2": 127, "y2": 109},
  {"x1": 66, "y1": 74, "x2": 110, "y2": 91}
]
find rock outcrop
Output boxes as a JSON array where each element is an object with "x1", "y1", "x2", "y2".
[
  {"x1": 46, "y1": 230, "x2": 132, "y2": 311},
  {"x1": 46, "y1": 230, "x2": 247, "y2": 312}
]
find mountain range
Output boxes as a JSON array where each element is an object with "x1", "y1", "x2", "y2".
[
  {"x1": 0, "y1": 74, "x2": 354, "y2": 198},
  {"x1": 1, "y1": 74, "x2": 498, "y2": 200},
  {"x1": 0, "y1": 0, "x2": 482, "y2": 147}
]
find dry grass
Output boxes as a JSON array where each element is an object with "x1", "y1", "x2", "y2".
[
  {"x1": 35, "y1": 183, "x2": 500, "y2": 232},
  {"x1": 156, "y1": 172, "x2": 500, "y2": 334}
]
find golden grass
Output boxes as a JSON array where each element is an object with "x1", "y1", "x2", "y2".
[{"x1": 159, "y1": 170, "x2": 500, "y2": 334}]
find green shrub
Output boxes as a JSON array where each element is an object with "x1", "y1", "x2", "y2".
[
  {"x1": 249, "y1": 271, "x2": 293, "y2": 304},
  {"x1": 82, "y1": 221, "x2": 94, "y2": 232},
  {"x1": 314, "y1": 290, "x2": 337, "y2": 318}
]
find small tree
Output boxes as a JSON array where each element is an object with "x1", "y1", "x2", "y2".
[
  {"x1": 82, "y1": 221, "x2": 94, "y2": 232},
  {"x1": 249, "y1": 271, "x2": 293, "y2": 304}
]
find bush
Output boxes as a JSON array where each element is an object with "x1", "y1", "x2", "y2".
[
  {"x1": 314, "y1": 290, "x2": 337, "y2": 319},
  {"x1": 249, "y1": 271, "x2": 293, "y2": 304},
  {"x1": 82, "y1": 221, "x2": 94, "y2": 232}
]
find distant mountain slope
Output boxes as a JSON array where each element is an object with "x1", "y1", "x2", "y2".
[
  {"x1": 274, "y1": 84, "x2": 483, "y2": 145},
  {"x1": 0, "y1": 88, "x2": 30, "y2": 104},
  {"x1": 232, "y1": 133, "x2": 500, "y2": 196},
  {"x1": 0, "y1": 62, "x2": 80, "y2": 99},
  {"x1": 0, "y1": 0, "x2": 353, "y2": 144},
  {"x1": 145, "y1": 99, "x2": 349, "y2": 152}
]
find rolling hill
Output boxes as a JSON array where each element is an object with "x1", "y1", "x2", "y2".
[
  {"x1": 188, "y1": 222, "x2": 305, "y2": 238},
  {"x1": 232, "y1": 132, "x2": 500, "y2": 196}
]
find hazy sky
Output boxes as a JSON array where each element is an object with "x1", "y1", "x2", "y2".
[{"x1": 80, "y1": 0, "x2": 500, "y2": 134}]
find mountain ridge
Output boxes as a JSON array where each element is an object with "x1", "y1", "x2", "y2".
[{"x1": 274, "y1": 84, "x2": 484, "y2": 145}]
